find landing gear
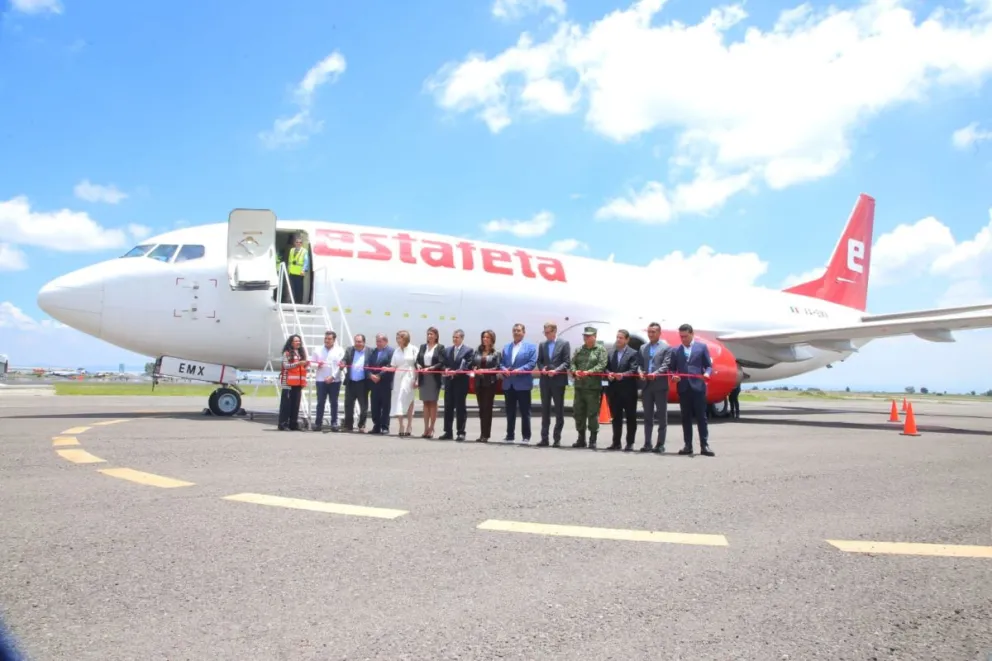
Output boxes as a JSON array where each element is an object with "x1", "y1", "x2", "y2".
[
  {"x1": 708, "y1": 397, "x2": 731, "y2": 419},
  {"x1": 208, "y1": 386, "x2": 243, "y2": 417}
]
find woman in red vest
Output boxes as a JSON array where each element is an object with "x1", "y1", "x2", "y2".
[{"x1": 278, "y1": 334, "x2": 309, "y2": 430}]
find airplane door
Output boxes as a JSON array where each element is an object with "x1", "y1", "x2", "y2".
[{"x1": 227, "y1": 208, "x2": 277, "y2": 291}]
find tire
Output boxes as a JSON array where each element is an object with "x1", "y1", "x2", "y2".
[
  {"x1": 708, "y1": 397, "x2": 731, "y2": 419},
  {"x1": 209, "y1": 387, "x2": 242, "y2": 417}
]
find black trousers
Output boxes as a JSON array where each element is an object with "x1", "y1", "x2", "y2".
[
  {"x1": 503, "y1": 387, "x2": 532, "y2": 440},
  {"x1": 729, "y1": 392, "x2": 740, "y2": 418},
  {"x1": 314, "y1": 380, "x2": 341, "y2": 428},
  {"x1": 369, "y1": 381, "x2": 392, "y2": 432},
  {"x1": 344, "y1": 379, "x2": 369, "y2": 429},
  {"x1": 443, "y1": 375, "x2": 469, "y2": 436},
  {"x1": 539, "y1": 378, "x2": 567, "y2": 442},
  {"x1": 278, "y1": 386, "x2": 302, "y2": 429},
  {"x1": 476, "y1": 382, "x2": 498, "y2": 438},
  {"x1": 678, "y1": 387, "x2": 709, "y2": 448},
  {"x1": 607, "y1": 382, "x2": 638, "y2": 445}
]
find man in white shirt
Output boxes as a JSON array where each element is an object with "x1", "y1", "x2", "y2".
[{"x1": 312, "y1": 330, "x2": 345, "y2": 432}]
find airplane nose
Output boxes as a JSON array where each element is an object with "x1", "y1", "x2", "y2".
[{"x1": 37, "y1": 275, "x2": 105, "y2": 338}]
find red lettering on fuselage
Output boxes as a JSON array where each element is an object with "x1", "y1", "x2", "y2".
[{"x1": 313, "y1": 229, "x2": 567, "y2": 283}]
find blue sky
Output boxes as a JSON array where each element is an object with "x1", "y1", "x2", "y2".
[{"x1": 1, "y1": 0, "x2": 991, "y2": 392}]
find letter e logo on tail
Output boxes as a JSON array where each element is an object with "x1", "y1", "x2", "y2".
[{"x1": 847, "y1": 238, "x2": 864, "y2": 274}]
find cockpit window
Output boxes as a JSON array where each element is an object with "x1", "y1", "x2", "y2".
[
  {"x1": 121, "y1": 244, "x2": 153, "y2": 258},
  {"x1": 147, "y1": 244, "x2": 179, "y2": 262},
  {"x1": 174, "y1": 244, "x2": 205, "y2": 262}
]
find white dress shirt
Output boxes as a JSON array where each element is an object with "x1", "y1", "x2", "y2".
[{"x1": 312, "y1": 344, "x2": 345, "y2": 381}]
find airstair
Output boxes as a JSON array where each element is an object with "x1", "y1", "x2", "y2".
[{"x1": 253, "y1": 263, "x2": 354, "y2": 428}]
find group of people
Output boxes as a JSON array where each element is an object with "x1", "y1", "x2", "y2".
[{"x1": 276, "y1": 321, "x2": 718, "y2": 457}]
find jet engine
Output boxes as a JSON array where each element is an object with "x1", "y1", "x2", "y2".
[{"x1": 657, "y1": 330, "x2": 742, "y2": 408}]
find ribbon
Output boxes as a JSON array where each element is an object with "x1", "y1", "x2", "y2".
[{"x1": 312, "y1": 364, "x2": 707, "y2": 378}]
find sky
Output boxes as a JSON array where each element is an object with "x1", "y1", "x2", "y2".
[{"x1": 1, "y1": 0, "x2": 992, "y2": 392}]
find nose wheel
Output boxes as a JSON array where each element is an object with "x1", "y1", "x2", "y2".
[{"x1": 208, "y1": 387, "x2": 243, "y2": 417}]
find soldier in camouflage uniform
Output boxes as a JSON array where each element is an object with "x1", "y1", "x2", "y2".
[{"x1": 570, "y1": 326, "x2": 608, "y2": 449}]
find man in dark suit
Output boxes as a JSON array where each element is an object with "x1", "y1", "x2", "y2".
[
  {"x1": 639, "y1": 321, "x2": 673, "y2": 453},
  {"x1": 605, "y1": 329, "x2": 641, "y2": 451},
  {"x1": 367, "y1": 333, "x2": 395, "y2": 435},
  {"x1": 340, "y1": 333, "x2": 374, "y2": 432},
  {"x1": 668, "y1": 323, "x2": 715, "y2": 456},
  {"x1": 536, "y1": 321, "x2": 570, "y2": 447},
  {"x1": 440, "y1": 328, "x2": 474, "y2": 441}
]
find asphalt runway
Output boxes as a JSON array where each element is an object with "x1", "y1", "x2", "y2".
[{"x1": 1, "y1": 395, "x2": 991, "y2": 661}]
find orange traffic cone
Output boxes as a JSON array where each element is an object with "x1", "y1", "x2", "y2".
[
  {"x1": 900, "y1": 402, "x2": 920, "y2": 437},
  {"x1": 598, "y1": 394, "x2": 612, "y2": 424},
  {"x1": 888, "y1": 400, "x2": 900, "y2": 422},
  {"x1": 901, "y1": 397, "x2": 908, "y2": 412}
]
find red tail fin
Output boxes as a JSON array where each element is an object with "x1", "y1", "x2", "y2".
[{"x1": 783, "y1": 193, "x2": 874, "y2": 311}]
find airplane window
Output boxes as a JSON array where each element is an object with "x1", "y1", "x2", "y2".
[
  {"x1": 147, "y1": 244, "x2": 178, "y2": 262},
  {"x1": 121, "y1": 244, "x2": 154, "y2": 258},
  {"x1": 174, "y1": 244, "x2": 205, "y2": 262}
]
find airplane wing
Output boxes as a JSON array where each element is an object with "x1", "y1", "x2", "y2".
[
  {"x1": 717, "y1": 310, "x2": 992, "y2": 350},
  {"x1": 860, "y1": 302, "x2": 992, "y2": 323}
]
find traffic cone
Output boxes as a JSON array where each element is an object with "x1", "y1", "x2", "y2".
[
  {"x1": 598, "y1": 393, "x2": 612, "y2": 424},
  {"x1": 900, "y1": 402, "x2": 920, "y2": 437},
  {"x1": 888, "y1": 400, "x2": 900, "y2": 422},
  {"x1": 901, "y1": 397, "x2": 908, "y2": 412}
]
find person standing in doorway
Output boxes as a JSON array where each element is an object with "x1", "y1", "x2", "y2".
[
  {"x1": 312, "y1": 330, "x2": 344, "y2": 432},
  {"x1": 286, "y1": 234, "x2": 309, "y2": 305}
]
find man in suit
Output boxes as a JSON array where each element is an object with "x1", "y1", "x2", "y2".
[
  {"x1": 605, "y1": 329, "x2": 641, "y2": 451},
  {"x1": 440, "y1": 328, "x2": 475, "y2": 441},
  {"x1": 668, "y1": 323, "x2": 715, "y2": 456},
  {"x1": 367, "y1": 333, "x2": 395, "y2": 435},
  {"x1": 500, "y1": 322, "x2": 538, "y2": 443},
  {"x1": 639, "y1": 321, "x2": 673, "y2": 453},
  {"x1": 536, "y1": 322, "x2": 570, "y2": 447},
  {"x1": 340, "y1": 333, "x2": 374, "y2": 432}
]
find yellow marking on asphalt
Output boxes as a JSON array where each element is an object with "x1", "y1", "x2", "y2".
[
  {"x1": 61, "y1": 426, "x2": 91, "y2": 434},
  {"x1": 98, "y1": 468, "x2": 194, "y2": 489},
  {"x1": 827, "y1": 539, "x2": 992, "y2": 559},
  {"x1": 56, "y1": 449, "x2": 106, "y2": 464},
  {"x1": 477, "y1": 519, "x2": 729, "y2": 546},
  {"x1": 93, "y1": 419, "x2": 129, "y2": 426},
  {"x1": 51, "y1": 436, "x2": 79, "y2": 446},
  {"x1": 222, "y1": 493, "x2": 408, "y2": 519}
]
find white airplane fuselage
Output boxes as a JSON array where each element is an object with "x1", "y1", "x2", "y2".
[{"x1": 37, "y1": 219, "x2": 864, "y2": 385}]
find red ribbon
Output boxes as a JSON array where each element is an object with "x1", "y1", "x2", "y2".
[{"x1": 312, "y1": 364, "x2": 707, "y2": 378}]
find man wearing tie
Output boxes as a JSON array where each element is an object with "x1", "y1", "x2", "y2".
[
  {"x1": 440, "y1": 329, "x2": 474, "y2": 441},
  {"x1": 605, "y1": 329, "x2": 641, "y2": 451},
  {"x1": 536, "y1": 322, "x2": 570, "y2": 447},
  {"x1": 639, "y1": 322, "x2": 673, "y2": 453},
  {"x1": 367, "y1": 333, "x2": 395, "y2": 435},
  {"x1": 668, "y1": 323, "x2": 715, "y2": 456},
  {"x1": 500, "y1": 323, "x2": 538, "y2": 444},
  {"x1": 341, "y1": 334, "x2": 374, "y2": 432}
]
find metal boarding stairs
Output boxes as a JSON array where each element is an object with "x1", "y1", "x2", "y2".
[{"x1": 253, "y1": 263, "x2": 354, "y2": 429}]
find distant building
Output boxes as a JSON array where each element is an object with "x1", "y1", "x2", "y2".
[{"x1": 0, "y1": 354, "x2": 8, "y2": 380}]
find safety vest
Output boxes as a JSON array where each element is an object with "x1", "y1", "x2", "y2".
[
  {"x1": 288, "y1": 248, "x2": 306, "y2": 276},
  {"x1": 282, "y1": 351, "x2": 307, "y2": 387}
]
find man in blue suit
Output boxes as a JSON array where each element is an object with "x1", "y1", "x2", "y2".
[
  {"x1": 367, "y1": 333, "x2": 395, "y2": 435},
  {"x1": 500, "y1": 322, "x2": 538, "y2": 443},
  {"x1": 668, "y1": 323, "x2": 716, "y2": 456}
]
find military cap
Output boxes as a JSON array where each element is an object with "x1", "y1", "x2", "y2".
[{"x1": 582, "y1": 326, "x2": 597, "y2": 335}]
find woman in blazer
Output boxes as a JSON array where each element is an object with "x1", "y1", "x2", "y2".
[
  {"x1": 415, "y1": 326, "x2": 445, "y2": 438},
  {"x1": 471, "y1": 329, "x2": 502, "y2": 442}
]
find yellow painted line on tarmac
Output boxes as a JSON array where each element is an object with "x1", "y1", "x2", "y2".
[
  {"x1": 222, "y1": 493, "x2": 408, "y2": 519},
  {"x1": 51, "y1": 436, "x2": 80, "y2": 447},
  {"x1": 98, "y1": 468, "x2": 195, "y2": 489},
  {"x1": 92, "y1": 419, "x2": 129, "y2": 426},
  {"x1": 61, "y1": 426, "x2": 91, "y2": 435},
  {"x1": 55, "y1": 449, "x2": 106, "y2": 464},
  {"x1": 827, "y1": 539, "x2": 992, "y2": 559},
  {"x1": 477, "y1": 519, "x2": 730, "y2": 546}
]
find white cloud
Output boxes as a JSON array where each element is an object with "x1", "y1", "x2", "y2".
[
  {"x1": 782, "y1": 266, "x2": 826, "y2": 288},
  {"x1": 428, "y1": 0, "x2": 992, "y2": 215},
  {"x1": 127, "y1": 223, "x2": 152, "y2": 240},
  {"x1": 260, "y1": 51, "x2": 347, "y2": 148},
  {"x1": 492, "y1": 0, "x2": 567, "y2": 20},
  {"x1": 644, "y1": 245, "x2": 768, "y2": 289},
  {"x1": 0, "y1": 196, "x2": 146, "y2": 254},
  {"x1": 951, "y1": 121, "x2": 992, "y2": 149},
  {"x1": 10, "y1": 0, "x2": 62, "y2": 14},
  {"x1": 595, "y1": 168, "x2": 753, "y2": 223},
  {"x1": 548, "y1": 238, "x2": 587, "y2": 253},
  {"x1": 73, "y1": 179, "x2": 127, "y2": 204},
  {"x1": 482, "y1": 210, "x2": 554, "y2": 237},
  {"x1": 0, "y1": 244, "x2": 27, "y2": 272},
  {"x1": 0, "y1": 301, "x2": 61, "y2": 331}
]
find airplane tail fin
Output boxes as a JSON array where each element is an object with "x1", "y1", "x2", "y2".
[{"x1": 783, "y1": 193, "x2": 874, "y2": 312}]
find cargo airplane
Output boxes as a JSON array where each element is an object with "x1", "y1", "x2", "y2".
[{"x1": 36, "y1": 194, "x2": 992, "y2": 417}]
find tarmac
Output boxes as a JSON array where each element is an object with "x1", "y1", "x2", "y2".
[{"x1": 1, "y1": 394, "x2": 990, "y2": 660}]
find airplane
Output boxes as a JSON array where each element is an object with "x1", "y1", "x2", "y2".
[{"x1": 35, "y1": 193, "x2": 992, "y2": 419}]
